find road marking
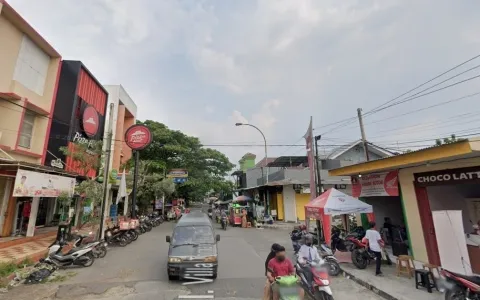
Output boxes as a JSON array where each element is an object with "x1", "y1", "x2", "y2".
[
  {"x1": 207, "y1": 290, "x2": 214, "y2": 294},
  {"x1": 178, "y1": 295, "x2": 214, "y2": 299}
]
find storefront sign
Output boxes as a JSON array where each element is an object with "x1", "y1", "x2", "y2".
[
  {"x1": 50, "y1": 158, "x2": 63, "y2": 169},
  {"x1": 125, "y1": 124, "x2": 152, "y2": 150},
  {"x1": 155, "y1": 199, "x2": 163, "y2": 209},
  {"x1": 82, "y1": 106, "x2": 99, "y2": 138},
  {"x1": 13, "y1": 169, "x2": 76, "y2": 197},
  {"x1": 167, "y1": 169, "x2": 188, "y2": 178},
  {"x1": 351, "y1": 171, "x2": 399, "y2": 197},
  {"x1": 414, "y1": 166, "x2": 480, "y2": 186}
]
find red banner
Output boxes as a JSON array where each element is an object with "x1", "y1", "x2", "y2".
[{"x1": 351, "y1": 171, "x2": 399, "y2": 197}]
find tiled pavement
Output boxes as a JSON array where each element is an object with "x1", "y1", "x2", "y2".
[{"x1": 0, "y1": 236, "x2": 54, "y2": 263}]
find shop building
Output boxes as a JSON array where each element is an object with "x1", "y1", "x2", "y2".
[
  {"x1": 0, "y1": 1, "x2": 79, "y2": 238},
  {"x1": 45, "y1": 61, "x2": 108, "y2": 177},
  {"x1": 234, "y1": 141, "x2": 393, "y2": 222},
  {"x1": 329, "y1": 139, "x2": 480, "y2": 274},
  {"x1": 102, "y1": 85, "x2": 137, "y2": 217}
]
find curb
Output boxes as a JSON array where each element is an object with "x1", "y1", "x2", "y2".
[{"x1": 340, "y1": 268, "x2": 398, "y2": 300}]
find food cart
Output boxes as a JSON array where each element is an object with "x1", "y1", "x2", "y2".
[{"x1": 229, "y1": 205, "x2": 247, "y2": 226}]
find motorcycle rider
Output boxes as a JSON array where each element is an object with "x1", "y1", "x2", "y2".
[
  {"x1": 221, "y1": 209, "x2": 227, "y2": 228},
  {"x1": 267, "y1": 246, "x2": 304, "y2": 300},
  {"x1": 297, "y1": 234, "x2": 322, "y2": 288},
  {"x1": 263, "y1": 243, "x2": 282, "y2": 300}
]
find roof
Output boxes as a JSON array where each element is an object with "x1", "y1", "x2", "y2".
[
  {"x1": 240, "y1": 153, "x2": 256, "y2": 160},
  {"x1": 328, "y1": 139, "x2": 480, "y2": 176},
  {"x1": 327, "y1": 140, "x2": 394, "y2": 160},
  {"x1": 256, "y1": 157, "x2": 277, "y2": 167},
  {"x1": 231, "y1": 170, "x2": 244, "y2": 176},
  {"x1": 266, "y1": 156, "x2": 308, "y2": 167},
  {"x1": 0, "y1": 1, "x2": 61, "y2": 57}
]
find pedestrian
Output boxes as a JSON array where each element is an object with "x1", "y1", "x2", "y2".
[{"x1": 365, "y1": 221, "x2": 385, "y2": 276}]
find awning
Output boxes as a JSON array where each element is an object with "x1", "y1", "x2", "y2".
[{"x1": 305, "y1": 188, "x2": 372, "y2": 217}]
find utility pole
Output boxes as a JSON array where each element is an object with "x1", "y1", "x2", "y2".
[
  {"x1": 314, "y1": 135, "x2": 323, "y2": 196},
  {"x1": 98, "y1": 103, "x2": 114, "y2": 240},
  {"x1": 357, "y1": 108, "x2": 370, "y2": 162}
]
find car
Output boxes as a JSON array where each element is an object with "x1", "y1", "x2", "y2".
[{"x1": 166, "y1": 211, "x2": 220, "y2": 281}]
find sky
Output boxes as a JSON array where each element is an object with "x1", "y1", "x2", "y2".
[{"x1": 8, "y1": 0, "x2": 480, "y2": 168}]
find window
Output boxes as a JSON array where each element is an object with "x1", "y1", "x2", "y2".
[
  {"x1": 13, "y1": 35, "x2": 50, "y2": 95},
  {"x1": 18, "y1": 112, "x2": 35, "y2": 148}
]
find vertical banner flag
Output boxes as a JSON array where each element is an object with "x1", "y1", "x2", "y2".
[
  {"x1": 116, "y1": 169, "x2": 127, "y2": 204},
  {"x1": 304, "y1": 117, "x2": 316, "y2": 201}
]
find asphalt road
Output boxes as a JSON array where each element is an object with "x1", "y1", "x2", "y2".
[{"x1": 7, "y1": 206, "x2": 383, "y2": 300}]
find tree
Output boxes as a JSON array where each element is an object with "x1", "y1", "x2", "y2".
[
  {"x1": 60, "y1": 141, "x2": 104, "y2": 228},
  {"x1": 435, "y1": 134, "x2": 467, "y2": 146},
  {"x1": 132, "y1": 120, "x2": 235, "y2": 205},
  {"x1": 59, "y1": 141, "x2": 104, "y2": 178}
]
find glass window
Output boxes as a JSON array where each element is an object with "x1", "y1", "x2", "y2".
[
  {"x1": 172, "y1": 226, "x2": 215, "y2": 245},
  {"x1": 18, "y1": 112, "x2": 35, "y2": 148}
]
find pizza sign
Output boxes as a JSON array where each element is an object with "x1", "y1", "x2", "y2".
[
  {"x1": 124, "y1": 124, "x2": 152, "y2": 150},
  {"x1": 82, "y1": 106, "x2": 99, "y2": 138}
]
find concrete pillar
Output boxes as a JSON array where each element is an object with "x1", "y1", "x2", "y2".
[{"x1": 26, "y1": 197, "x2": 40, "y2": 237}]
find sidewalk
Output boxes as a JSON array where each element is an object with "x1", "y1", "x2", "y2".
[{"x1": 339, "y1": 262, "x2": 443, "y2": 300}]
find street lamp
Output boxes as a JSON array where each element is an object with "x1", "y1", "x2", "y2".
[{"x1": 235, "y1": 123, "x2": 269, "y2": 210}]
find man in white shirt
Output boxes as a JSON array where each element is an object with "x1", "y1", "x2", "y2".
[
  {"x1": 364, "y1": 221, "x2": 384, "y2": 276},
  {"x1": 298, "y1": 234, "x2": 322, "y2": 263}
]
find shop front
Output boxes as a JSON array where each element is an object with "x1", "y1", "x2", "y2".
[
  {"x1": 413, "y1": 166, "x2": 480, "y2": 274},
  {"x1": 329, "y1": 138, "x2": 480, "y2": 274},
  {"x1": 2, "y1": 168, "x2": 76, "y2": 237}
]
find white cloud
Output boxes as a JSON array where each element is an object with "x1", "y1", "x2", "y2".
[{"x1": 7, "y1": 0, "x2": 480, "y2": 166}]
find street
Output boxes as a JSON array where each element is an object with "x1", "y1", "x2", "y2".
[{"x1": 7, "y1": 211, "x2": 383, "y2": 300}]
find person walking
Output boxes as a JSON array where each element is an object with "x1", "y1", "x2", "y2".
[{"x1": 365, "y1": 221, "x2": 385, "y2": 276}]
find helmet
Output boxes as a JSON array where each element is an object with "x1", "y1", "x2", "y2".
[
  {"x1": 304, "y1": 234, "x2": 314, "y2": 243},
  {"x1": 299, "y1": 224, "x2": 307, "y2": 231}
]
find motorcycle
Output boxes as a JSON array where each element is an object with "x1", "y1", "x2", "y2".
[
  {"x1": 295, "y1": 257, "x2": 334, "y2": 300},
  {"x1": 318, "y1": 243, "x2": 341, "y2": 277},
  {"x1": 330, "y1": 226, "x2": 365, "y2": 254},
  {"x1": 221, "y1": 216, "x2": 228, "y2": 230},
  {"x1": 105, "y1": 227, "x2": 128, "y2": 247},
  {"x1": 41, "y1": 240, "x2": 96, "y2": 268},
  {"x1": 71, "y1": 232, "x2": 108, "y2": 258},
  {"x1": 350, "y1": 238, "x2": 392, "y2": 269},
  {"x1": 441, "y1": 268, "x2": 480, "y2": 300}
]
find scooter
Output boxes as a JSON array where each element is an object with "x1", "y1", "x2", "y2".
[
  {"x1": 71, "y1": 232, "x2": 108, "y2": 258},
  {"x1": 330, "y1": 226, "x2": 364, "y2": 254},
  {"x1": 271, "y1": 275, "x2": 302, "y2": 300},
  {"x1": 441, "y1": 268, "x2": 480, "y2": 300},
  {"x1": 105, "y1": 227, "x2": 128, "y2": 247},
  {"x1": 221, "y1": 216, "x2": 228, "y2": 230},
  {"x1": 295, "y1": 257, "x2": 334, "y2": 300},
  {"x1": 318, "y1": 243, "x2": 341, "y2": 277},
  {"x1": 41, "y1": 240, "x2": 96, "y2": 268}
]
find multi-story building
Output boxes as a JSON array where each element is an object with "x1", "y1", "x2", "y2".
[
  {"x1": 102, "y1": 85, "x2": 137, "y2": 217},
  {"x1": 45, "y1": 61, "x2": 108, "y2": 178},
  {"x1": 0, "y1": 1, "x2": 77, "y2": 238}
]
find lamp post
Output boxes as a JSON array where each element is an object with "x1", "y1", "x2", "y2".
[{"x1": 235, "y1": 123, "x2": 269, "y2": 210}]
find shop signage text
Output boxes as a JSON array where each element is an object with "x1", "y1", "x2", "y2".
[
  {"x1": 167, "y1": 169, "x2": 188, "y2": 178},
  {"x1": 50, "y1": 158, "x2": 63, "y2": 169},
  {"x1": 414, "y1": 166, "x2": 480, "y2": 186},
  {"x1": 351, "y1": 170, "x2": 399, "y2": 198},
  {"x1": 72, "y1": 132, "x2": 95, "y2": 147},
  {"x1": 125, "y1": 124, "x2": 152, "y2": 150},
  {"x1": 13, "y1": 169, "x2": 75, "y2": 198}
]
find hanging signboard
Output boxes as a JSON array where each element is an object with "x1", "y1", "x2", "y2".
[
  {"x1": 167, "y1": 169, "x2": 188, "y2": 178},
  {"x1": 13, "y1": 169, "x2": 76, "y2": 197},
  {"x1": 125, "y1": 124, "x2": 152, "y2": 150},
  {"x1": 155, "y1": 199, "x2": 163, "y2": 209},
  {"x1": 351, "y1": 170, "x2": 399, "y2": 198}
]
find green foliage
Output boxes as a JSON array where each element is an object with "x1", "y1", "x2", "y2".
[
  {"x1": 130, "y1": 120, "x2": 235, "y2": 206},
  {"x1": 59, "y1": 141, "x2": 104, "y2": 178},
  {"x1": 75, "y1": 180, "x2": 103, "y2": 227},
  {"x1": 57, "y1": 191, "x2": 72, "y2": 207},
  {"x1": 435, "y1": 134, "x2": 467, "y2": 146}
]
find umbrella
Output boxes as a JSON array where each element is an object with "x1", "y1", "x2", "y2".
[{"x1": 234, "y1": 195, "x2": 252, "y2": 202}]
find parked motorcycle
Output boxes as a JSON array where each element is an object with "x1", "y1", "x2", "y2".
[
  {"x1": 330, "y1": 226, "x2": 365, "y2": 254},
  {"x1": 105, "y1": 227, "x2": 128, "y2": 247},
  {"x1": 71, "y1": 232, "x2": 108, "y2": 258},
  {"x1": 318, "y1": 243, "x2": 341, "y2": 277},
  {"x1": 441, "y1": 268, "x2": 480, "y2": 300},
  {"x1": 41, "y1": 240, "x2": 96, "y2": 268},
  {"x1": 295, "y1": 257, "x2": 334, "y2": 300},
  {"x1": 350, "y1": 238, "x2": 392, "y2": 269}
]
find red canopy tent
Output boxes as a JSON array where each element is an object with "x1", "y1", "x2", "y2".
[{"x1": 305, "y1": 188, "x2": 374, "y2": 244}]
